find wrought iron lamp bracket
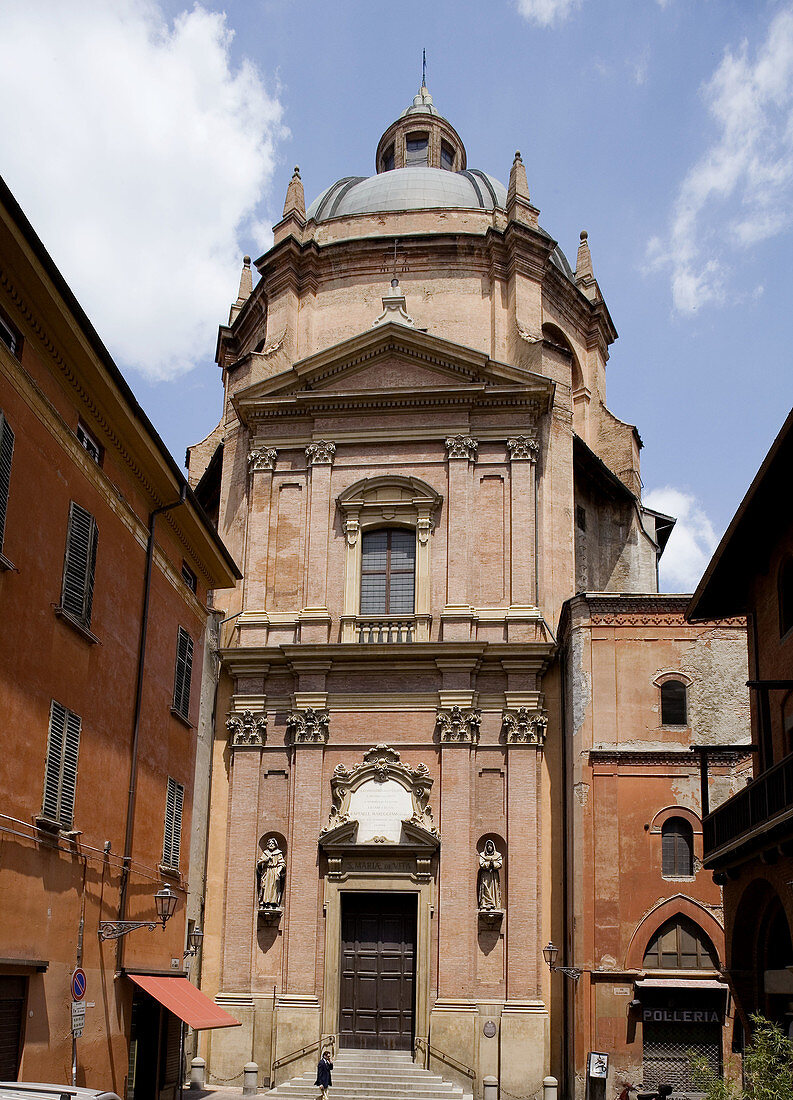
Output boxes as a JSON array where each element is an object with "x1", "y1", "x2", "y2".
[{"x1": 98, "y1": 920, "x2": 159, "y2": 941}]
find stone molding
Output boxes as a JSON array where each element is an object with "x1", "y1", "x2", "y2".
[
  {"x1": 226, "y1": 710, "x2": 267, "y2": 748},
  {"x1": 305, "y1": 440, "x2": 336, "y2": 466},
  {"x1": 286, "y1": 706, "x2": 329, "y2": 744},
  {"x1": 436, "y1": 706, "x2": 482, "y2": 745},
  {"x1": 320, "y1": 744, "x2": 438, "y2": 841},
  {"x1": 501, "y1": 707, "x2": 548, "y2": 746},
  {"x1": 445, "y1": 435, "x2": 478, "y2": 462},
  {"x1": 506, "y1": 436, "x2": 539, "y2": 462},
  {"x1": 248, "y1": 446, "x2": 277, "y2": 472}
]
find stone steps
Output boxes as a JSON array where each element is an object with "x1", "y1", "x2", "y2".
[{"x1": 263, "y1": 1048, "x2": 471, "y2": 1100}]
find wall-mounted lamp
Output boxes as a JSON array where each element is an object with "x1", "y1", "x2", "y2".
[
  {"x1": 184, "y1": 927, "x2": 204, "y2": 958},
  {"x1": 98, "y1": 886, "x2": 179, "y2": 941},
  {"x1": 543, "y1": 941, "x2": 582, "y2": 982}
]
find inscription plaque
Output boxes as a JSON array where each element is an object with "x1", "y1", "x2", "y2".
[{"x1": 348, "y1": 778, "x2": 413, "y2": 843}]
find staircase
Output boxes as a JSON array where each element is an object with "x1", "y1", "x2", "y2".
[{"x1": 263, "y1": 1047, "x2": 473, "y2": 1100}]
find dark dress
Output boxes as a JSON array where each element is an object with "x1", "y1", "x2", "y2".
[{"x1": 315, "y1": 1057, "x2": 333, "y2": 1088}]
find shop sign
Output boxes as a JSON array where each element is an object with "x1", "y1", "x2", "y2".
[{"x1": 642, "y1": 1007, "x2": 722, "y2": 1024}]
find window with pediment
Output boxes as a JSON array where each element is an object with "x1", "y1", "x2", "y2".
[{"x1": 337, "y1": 476, "x2": 441, "y2": 643}]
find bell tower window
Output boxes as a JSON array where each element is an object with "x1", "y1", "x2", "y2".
[{"x1": 405, "y1": 133, "x2": 429, "y2": 166}]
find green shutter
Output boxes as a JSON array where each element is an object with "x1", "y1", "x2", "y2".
[
  {"x1": 61, "y1": 503, "x2": 98, "y2": 626},
  {"x1": 172, "y1": 628, "x2": 193, "y2": 720},
  {"x1": 0, "y1": 413, "x2": 14, "y2": 554},
  {"x1": 42, "y1": 700, "x2": 81, "y2": 828},
  {"x1": 162, "y1": 777, "x2": 184, "y2": 869}
]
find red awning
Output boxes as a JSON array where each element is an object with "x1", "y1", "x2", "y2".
[{"x1": 128, "y1": 975, "x2": 240, "y2": 1029}]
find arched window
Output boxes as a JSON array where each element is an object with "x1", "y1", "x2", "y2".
[
  {"x1": 779, "y1": 557, "x2": 793, "y2": 637},
  {"x1": 661, "y1": 817, "x2": 694, "y2": 877},
  {"x1": 360, "y1": 529, "x2": 415, "y2": 615},
  {"x1": 660, "y1": 679, "x2": 687, "y2": 726},
  {"x1": 643, "y1": 916, "x2": 718, "y2": 969}
]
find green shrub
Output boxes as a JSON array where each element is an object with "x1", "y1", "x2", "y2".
[{"x1": 690, "y1": 1015, "x2": 793, "y2": 1100}]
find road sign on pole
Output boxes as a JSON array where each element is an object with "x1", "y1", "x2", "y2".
[
  {"x1": 71, "y1": 969, "x2": 87, "y2": 1002},
  {"x1": 71, "y1": 1000, "x2": 85, "y2": 1037}
]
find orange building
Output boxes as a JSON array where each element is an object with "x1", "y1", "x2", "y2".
[
  {"x1": 689, "y1": 408, "x2": 793, "y2": 1038},
  {"x1": 561, "y1": 594, "x2": 751, "y2": 1097},
  {"x1": 0, "y1": 176, "x2": 240, "y2": 1096}
]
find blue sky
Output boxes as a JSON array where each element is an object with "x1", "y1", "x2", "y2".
[{"x1": 1, "y1": 0, "x2": 791, "y2": 589}]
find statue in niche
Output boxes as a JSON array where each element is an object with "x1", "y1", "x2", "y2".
[
  {"x1": 257, "y1": 837, "x2": 286, "y2": 911},
  {"x1": 477, "y1": 839, "x2": 503, "y2": 912}
]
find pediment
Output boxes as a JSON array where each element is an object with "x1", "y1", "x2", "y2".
[{"x1": 233, "y1": 321, "x2": 554, "y2": 413}]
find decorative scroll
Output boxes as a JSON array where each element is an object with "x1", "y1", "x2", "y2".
[
  {"x1": 436, "y1": 706, "x2": 481, "y2": 745},
  {"x1": 445, "y1": 435, "x2": 478, "y2": 461},
  {"x1": 501, "y1": 707, "x2": 548, "y2": 746},
  {"x1": 506, "y1": 436, "x2": 539, "y2": 461},
  {"x1": 286, "y1": 707, "x2": 329, "y2": 744},
  {"x1": 226, "y1": 710, "x2": 267, "y2": 747},
  {"x1": 248, "y1": 447, "x2": 277, "y2": 471},
  {"x1": 305, "y1": 440, "x2": 336, "y2": 466}
]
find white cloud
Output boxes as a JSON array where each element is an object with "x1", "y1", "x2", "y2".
[
  {"x1": 644, "y1": 487, "x2": 719, "y2": 593},
  {"x1": 515, "y1": 0, "x2": 582, "y2": 28},
  {"x1": 648, "y1": 6, "x2": 793, "y2": 314},
  {"x1": 0, "y1": 1, "x2": 286, "y2": 380}
]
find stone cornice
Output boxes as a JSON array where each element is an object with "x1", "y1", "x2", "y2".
[{"x1": 589, "y1": 748, "x2": 752, "y2": 766}]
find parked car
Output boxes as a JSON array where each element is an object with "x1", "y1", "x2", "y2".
[{"x1": 0, "y1": 1085, "x2": 121, "y2": 1100}]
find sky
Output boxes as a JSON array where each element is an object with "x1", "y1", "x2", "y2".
[{"x1": 0, "y1": 0, "x2": 791, "y2": 592}]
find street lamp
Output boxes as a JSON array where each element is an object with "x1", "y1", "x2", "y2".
[
  {"x1": 543, "y1": 941, "x2": 582, "y2": 982},
  {"x1": 98, "y1": 885, "x2": 179, "y2": 941},
  {"x1": 184, "y1": 926, "x2": 204, "y2": 958}
]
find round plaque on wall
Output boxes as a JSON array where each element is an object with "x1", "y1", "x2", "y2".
[{"x1": 483, "y1": 1020, "x2": 497, "y2": 1038}]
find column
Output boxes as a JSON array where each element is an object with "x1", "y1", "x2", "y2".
[
  {"x1": 442, "y1": 435, "x2": 477, "y2": 640},
  {"x1": 301, "y1": 441, "x2": 335, "y2": 643},
  {"x1": 244, "y1": 447, "x2": 277, "y2": 609},
  {"x1": 507, "y1": 436, "x2": 538, "y2": 608},
  {"x1": 222, "y1": 710, "x2": 268, "y2": 990},
  {"x1": 433, "y1": 706, "x2": 480, "y2": 1069}
]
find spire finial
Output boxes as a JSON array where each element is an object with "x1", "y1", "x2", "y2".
[
  {"x1": 507, "y1": 149, "x2": 530, "y2": 207},
  {"x1": 422, "y1": 48, "x2": 427, "y2": 90},
  {"x1": 575, "y1": 229, "x2": 599, "y2": 300},
  {"x1": 230, "y1": 254, "x2": 253, "y2": 322},
  {"x1": 282, "y1": 163, "x2": 306, "y2": 220}
]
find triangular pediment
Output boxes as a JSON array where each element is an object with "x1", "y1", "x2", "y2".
[{"x1": 233, "y1": 322, "x2": 554, "y2": 414}]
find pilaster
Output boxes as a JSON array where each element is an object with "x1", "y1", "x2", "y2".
[
  {"x1": 222, "y1": 709, "x2": 268, "y2": 989},
  {"x1": 245, "y1": 446, "x2": 277, "y2": 609},
  {"x1": 442, "y1": 435, "x2": 477, "y2": 640},
  {"x1": 507, "y1": 437, "x2": 538, "y2": 630},
  {"x1": 301, "y1": 441, "x2": 335, "y2": 643}
]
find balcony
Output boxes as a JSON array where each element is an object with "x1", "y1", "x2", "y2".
[
  {"x1": 355, "y1": 617, "x2": 416, "y2": 643},
  {"x1": 703, "y1": 751, "x2": 793, "y2": 865}
]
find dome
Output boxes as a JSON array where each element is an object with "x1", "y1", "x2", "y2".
[{"x1": 306, "y1": 167, "x2": 508, "y2": 222}]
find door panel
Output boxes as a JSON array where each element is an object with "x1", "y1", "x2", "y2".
[{"x1": 339, "y1": 893, "x2": 416, "y2": 1050}]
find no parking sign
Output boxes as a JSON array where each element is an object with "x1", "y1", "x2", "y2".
[{"x1": 71, "y1": 968, "x2": 86, "y2": 1002}]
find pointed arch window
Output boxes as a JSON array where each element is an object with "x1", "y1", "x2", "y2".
[{"x1": 643, "y1": 916, "x2": 718, "y2": 970}]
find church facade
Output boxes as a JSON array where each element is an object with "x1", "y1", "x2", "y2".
[{"x1": 189, "y1": 88, "x2": 749, "y2": 1099}]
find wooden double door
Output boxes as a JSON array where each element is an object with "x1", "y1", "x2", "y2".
[{"x1": 339, "y1": 892, "x2": 416, "y2": 1050}]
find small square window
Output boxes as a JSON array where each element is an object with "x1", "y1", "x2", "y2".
[
  {"x1": 181, "y1": 562, "x2": 197, "y2": 593},
  {"x1": 76, "y1": 422, "x2": 102, "y2": 465}
]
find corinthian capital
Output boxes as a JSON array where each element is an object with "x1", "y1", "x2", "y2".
[
  {"x1": 226, "y1": 710, "x2": 268, "y2": 748},
  {"x1": 445, "y1": 435, "x2": 478, "y2": 461},
  {"x1": 506, "y1": 437, "x2": 539, "y2": 462},
  {"x1": 248, "y1": 446, "x2": 277, "y2": 472},
  {"x1": 305, "y1": 441, "x2": 336, "y2": 466},
  {"x1": 501, "y1": 707, "x2": 547, "y2": 746},
  {"x1": 286, "y1": 707, "x2": 330, "y2": 744},
  {"x1": 436, "y1": 706, "x2": 482, "y2": 745}
]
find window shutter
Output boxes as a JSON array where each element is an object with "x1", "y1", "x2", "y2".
[
  {"x1": 42, "y1": 700, "x2": 81, "y2": 828},
  {"x1": 163, "y1": 777, "x2": 184, "y2": 869},
  {"x1": 0, "y1": 413, "x2": 14, "y2": 554},
  {"x1": 172, "y1": 628, "x2": 193, "y2": 720},
  {"x1": 62, "y1": 503, "x2": 98, "y2": 626}
]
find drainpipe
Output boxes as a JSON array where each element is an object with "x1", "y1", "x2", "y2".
[{"x1": 116, "y1": 484, "x2": 187, "y2": 972}]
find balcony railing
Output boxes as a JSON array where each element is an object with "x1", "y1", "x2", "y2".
[
  {"x1": 704, "y1": 750, "x2": 793, "y2": 860},
  {"x1": 355, "y1": 617, "x2": 416, "y2": 643}
]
